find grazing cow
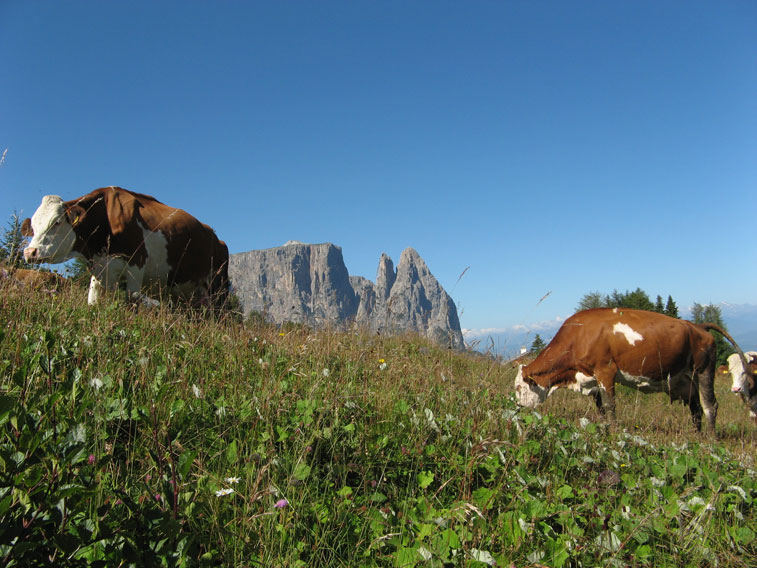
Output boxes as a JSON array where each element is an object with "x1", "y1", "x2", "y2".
[
  {"x1": 513, "y1": 308, "x2": 749, "y2": 431},
  {"x1": 22, "y1": 187, "x2": 229, "y2": 308},
  {"x1": 0, "y1": 264, "x2": 65, "y2": 290},
  {"x1": 718, "y1": 352, "x2": 757, "y2": 422}
]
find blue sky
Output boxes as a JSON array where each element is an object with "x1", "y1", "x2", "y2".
[{"x1": 2, "y1": 1, "x2": 756, "y2": 337}]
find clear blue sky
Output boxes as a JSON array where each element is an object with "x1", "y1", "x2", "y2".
[{"x1": 2, "y1": 1, "x2": 755, "y2": 335}]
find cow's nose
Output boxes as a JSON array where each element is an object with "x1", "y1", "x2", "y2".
[
  {"x1": 23, "y1": 248, "x2": 38, "y2": 262},
  {"x1": 732, "y1": 386, "x2": 742, "y2": 393}
]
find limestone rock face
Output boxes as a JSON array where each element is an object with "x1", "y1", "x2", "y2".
[
  {"x1": 229, "y1": 242, "x2": 357, "y2": 327},
  {"x1": 354, "y1": 248, "x2": 464, "y2": 349},
  {"x1": 229, "y1": 243, "x2": 464, "y2": 349}
]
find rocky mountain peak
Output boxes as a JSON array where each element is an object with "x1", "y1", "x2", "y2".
[{"x1": 229, "y1": 243, "x2": 464, "y2": 349}]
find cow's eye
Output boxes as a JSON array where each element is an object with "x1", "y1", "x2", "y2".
[{"x1": 54, "y1": 218, "x2": 62, "y2": 226}]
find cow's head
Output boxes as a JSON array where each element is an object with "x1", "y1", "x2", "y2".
[
  {"x1": 513, "y1": 364, "x2": 549, "y2": 407},
  {"x1": 23, "y1": 196, "x2": 85, "y2": 264},
  {"x1": 726, "y1": 352, "x2": 757, "y2": 397}
]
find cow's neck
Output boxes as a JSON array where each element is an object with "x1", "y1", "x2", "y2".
[{"x1": 66, "y1": 191, "x2": 111, "y2": 259}]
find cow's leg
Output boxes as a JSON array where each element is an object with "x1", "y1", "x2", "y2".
[
  {"x1": 670, "y1": 375, "x2": 703, "y2": 432},
  {"x1": 124, "y1": 265, "x2": 147, "y2": 303},
  {"x1": 749, "y1": 397, "x2": 757, "y2": 425},
  {"x1": 695, "y1": 369, "x2": 718, "y2": 433},
  {"x1": 595, "y1": 369, "x2": 617, "y2": 421},
  {"x1": 689, "y1": 389, "x2": 704, "y2": 432},
  {"x1": 592, "y1": 390, "x2": 605, "y2": 415},
  {"x1": 87, "y1": 276, "x2": 105, "y2": 305},
  {"x1": 91, "y1": 256, "x2": 129, "y2": 299}
]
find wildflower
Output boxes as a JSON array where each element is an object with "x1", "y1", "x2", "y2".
[
  {"x1": 88, "y1": 454, "x2": 96, "y2": 465},
  {"x1": 191, "y1": 384, "x2": 202, "y2": 398},
  {"x1": 225, "y1": 476, "x2": 241, "y2": 485},
  {"x1": 215, "y1": 488, "x2": 235, "y2": 497},
  {"x1": 279, "y1": 332, "x2": 286, "y2": 337},
  {"x1": 322, "y1": 368, "x2": 330, "y2": 377},
  {"x1": 379, "y1": 358, "x2": 387, "y2": 371},
  {"x1": 274, "y1": 498, "x2": 288, "y2": 508},
  {"x1": 90, "y1": 377, "x2": 103, "y2": 390}
]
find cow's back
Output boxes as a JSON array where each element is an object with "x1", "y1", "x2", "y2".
[{"x1": 529, "y1": 308, "x2": 715, "y2": 380}]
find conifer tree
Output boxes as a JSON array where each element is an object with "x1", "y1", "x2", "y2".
[
  {"x1": 664, "y1": 295, "x2": 679, "y2": 318},
  {"x1": 530, "y1": 334, "x2": 546, "y2": 355},
  {"x1": 0, "y1": 212, "x2": 28, "y2": 268},
  {"x1": 691, "y1": 303, "x2": 732, "y2": 366}
]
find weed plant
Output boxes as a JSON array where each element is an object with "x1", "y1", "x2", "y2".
[{"x1": 0, "y1": 281, "x2": 754, "y2": 566}]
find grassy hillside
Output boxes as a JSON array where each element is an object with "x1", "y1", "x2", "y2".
[{"x1": 0, "y1": 281, "x2": 754, "y2": 567}]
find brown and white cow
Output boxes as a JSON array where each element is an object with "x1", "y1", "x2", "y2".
[
  {"x1": 718, "y1": 352, "x2": 757, "y2": 422},
  {"x1": 22, "y1": 187, "x2": 229, "y2": 308},
  {"x1": 513, "y1": 308, "x2": 748, "y2": 431},
  {"x1": 1, "y1": 265, "x2": 66, "y2": 290}
]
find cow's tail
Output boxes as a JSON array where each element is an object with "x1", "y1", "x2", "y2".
[{"x1": 697, "y1": 322, "x2": 755, "y2": 389}]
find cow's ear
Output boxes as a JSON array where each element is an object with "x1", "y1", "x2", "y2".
[
  {"x1": 103, "y1": 188, "x2": 137, "y2": 236},
  {"x1": 21, "y1": 218, "x2": 33, "y2": 237},
  {"x1": 67, "y1": 205, "x2": 85, "y2": 227}
]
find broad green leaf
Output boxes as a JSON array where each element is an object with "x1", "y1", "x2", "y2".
[
  {"x1": 226, "y1": 440, "x2": 238, "y2": 464},
  {"x1": 293, "y1": 463, "x2": 311, "y2": 481},
  {"x1": 418, "y1": 471, "x2": 434, "y2": 489}
]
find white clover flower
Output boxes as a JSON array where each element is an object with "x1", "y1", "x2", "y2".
[
  {"x1": 650, "y1": 477, "x2": 665, "y2": 487},
  {"x1": 215, "y1": 488, "x2": 234, "y2": 497},
  {"x1": 322, "y1": 368, "x2": 330, "y2": 377},
  {"x1": 727, "y1": 485, "x2": 747, "y2": 501}
]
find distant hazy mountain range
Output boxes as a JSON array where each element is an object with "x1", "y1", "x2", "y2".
[{"x1": 464, "y1": 303, "x2": 757, "y2": 358}]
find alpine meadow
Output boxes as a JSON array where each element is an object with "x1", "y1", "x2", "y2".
[{"x1": 0, "y1": 280, "x2": 754, "y2": 567}]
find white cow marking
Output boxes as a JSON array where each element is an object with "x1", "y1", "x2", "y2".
[
  {"x1": 568, "y1": 372, "x2": 599, "y2": 395},
  {"x1": 616, "y1": 370, "x2": 664, "y2": 393},
  {"x1": 613, "y1": 323, "x2": 644, "y2": 346}
]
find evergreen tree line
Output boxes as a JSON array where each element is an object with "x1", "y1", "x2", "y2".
[{"x1": 577, "y1": 287, "x2": 679, "y2": 318}]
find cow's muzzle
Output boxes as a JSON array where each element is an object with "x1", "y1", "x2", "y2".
[{"x1": 23, "y1": 247, "x2": 39, "y2": 263}]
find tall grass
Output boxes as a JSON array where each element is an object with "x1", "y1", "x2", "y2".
[{"x1": 0, "y1": 280, "x2": 754, "y2": 566}]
